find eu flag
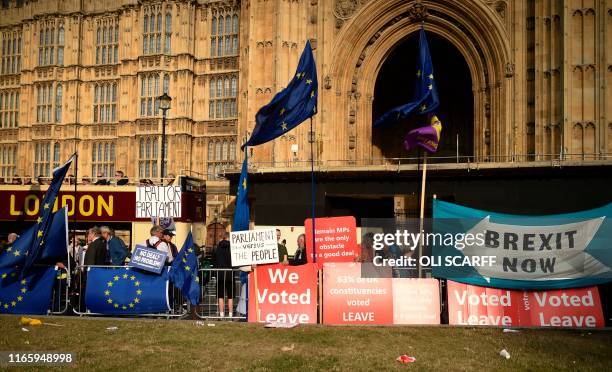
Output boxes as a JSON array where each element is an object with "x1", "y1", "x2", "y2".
[
  {"x1": 0, "y1": 207, "x2": 69, "y2": 268},
  {"x1": 243, "y1": 41, "x2": 318, "y2": 148},
  {"x1": 85, "y1": 267, "x2": 170, "y2": 315},
  {"x1": 22, "y1": 154, "x2": 75, "y2": 276},
  {"x1": 374, "y1": 26, "x2": 439, "y2": 127},
  {"x1": 232, "y1": 154, "x2": 250, "y2": 232},
  {"x1": 0, "y1": 266, "x2": 57, "y2": 314},
  {"x1": 169, "y1": 232, "x2": 200, "y2": 306}
]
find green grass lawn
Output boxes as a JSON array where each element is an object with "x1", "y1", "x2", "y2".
[{"x1": 0, "y1": 315, "x2": 611, "y2": 371}]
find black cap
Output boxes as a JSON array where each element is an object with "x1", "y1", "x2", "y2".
[{"x1": 162, "y1": 229, "x2": 175, "y2": 236}]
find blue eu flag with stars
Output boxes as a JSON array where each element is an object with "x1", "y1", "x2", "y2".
[
  {"x1": 0, "y1": 207, "x2": 69, "y2": 268},
  {"x1": 374, "y1": 26, "x2": 439, "y2": 127},
  {"x1": 22, "y1": 154, "x2": 75, "y2": 276},
  {"x1": 232, "y1": 153, "x2": 250, "y2": 232},
  {"x1": 0, "y1": 266, "x2": 57, "y2": 314},
  {"x1": 170, "y1": 232, "x2": 200, "y2": 306},
  {"x1": 85, "y1": 267, "x2": 170, "y2": 315},
  {"x1": 243, "y1": 41, "x2": 318, "y2": 148}
]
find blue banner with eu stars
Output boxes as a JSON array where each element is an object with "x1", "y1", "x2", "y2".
[
  {"x1": 243, "y1": 41, "x2": 318, "y2": 148},
  {"x1": 0, "y1": 266, "x2": 57, "y2": 314},
  {"x1": 85, "y1": 267, "x2": 170, "y2": 315}
]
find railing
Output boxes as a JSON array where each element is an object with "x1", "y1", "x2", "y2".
[
  {"x1": 219, "y1": 152, "x2": 612, "y2": 175},
  {"x1": 49, "y1": 267, "x2": 70, "y2": 315},
  {"x1": 195, "y1": 268, "x2": 247, "y2": 321}
]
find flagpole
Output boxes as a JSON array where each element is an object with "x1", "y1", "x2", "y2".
[
  {"x1": 310, "y1": 117, "x2": 316, "y2": 263},
  {"x1": 70, "y1": 152, "x2": 78, "y2": 285},
  {"x1": 417, "y1": 152, "x2": 428, "y2": 278}
]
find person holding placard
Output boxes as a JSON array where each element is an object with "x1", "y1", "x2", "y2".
[{"x1": 213, "y1": 232, "x2": 234, "y2": 318}]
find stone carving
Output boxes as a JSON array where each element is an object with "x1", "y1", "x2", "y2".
[
  {"x1": 504, "y1": 62, "x2": 515, "y2": 77},
  {"x1": 406, "y1": 2, "x2": 428, "y2": 22}
]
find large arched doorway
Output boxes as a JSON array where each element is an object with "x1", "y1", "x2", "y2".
[{"x1": 372, "y1": 32, "x2": 474, "y2": 160}]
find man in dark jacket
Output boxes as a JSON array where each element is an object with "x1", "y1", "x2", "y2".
[
  {"x1": 213, "y1": 232, "x2": 233, "y2": 318},
  {"x1": 101, "y1": 226, "x2": 128, "y2": 265},
  {"x1": 84, "y1": 226, "x2": 107, "y2": 266}
]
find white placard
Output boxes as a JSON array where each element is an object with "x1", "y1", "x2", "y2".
[
  {"x1": 230, "y1": 228, "x2": 279, "y2": 266},
  {"x1": 135, "y1": 186, "x2": 182, "y2": 218}
]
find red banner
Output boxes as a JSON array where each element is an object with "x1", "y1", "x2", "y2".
[
  {"x1": 305, "y1": 216, "x2": 358, "y2": 264},
  {"x1": 447, "y1": 281, "x2": 605, "y2": 328},
  {"x1": 322, "y1": 262, "x2": 393, "y2": 325},
  {"x1": 248, "y1": 263, "x2": 318, "y2": 324}
]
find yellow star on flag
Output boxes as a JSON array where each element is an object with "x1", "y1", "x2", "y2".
[
  {"x1": 310, "y1": 90, "x2": 315, "y2": 98},
  {"x1": 114, "y1": 303, "x2": 119, "y2": 308},
  {"x1": 416, "y1": 70, "x2": 422, "y2": 77},
  {"x1": 122, "y1": 305, "x2": 127, "y2": 310},
  {"x1": 1, "y1": 273, "x2": 6, "y2": 279},
  {"x1": 184, "y1": 266, "x2": 191, "y2": 271},
  {"x1": 6, "y1": 247, "x2": 11, "y2": 252},
  {"x1": 279, "y1": 108, "x2": 285, "y2": 116},
  {"x1": 306, "y1": 79, "x2": 312, "y2": 85},
  {"x1": 113, "y1": 275, "x2": 120, "y2": 281},
  {"x1": 3, "y1": 304, "x2": 8, "y2": 309},
  {"x1": 281, "y1": 123, "x2": 288, "y2": 131},
  {"x1": 129, "y1": 303, "x2": 134, "y2": 308},
  {"x1": 428, "y1": 73, "x2": 434, "y2": 79},
  {"x1": 13, "y1": 251, "x2": 20, "y2": 257},
  {"x1": 104, "y1": 290, "x2": 110, "y2": 296},
  {"x1": 43, "y1": 203, "x2": 50, "y2": 209},
  {"x1": 134, "y1": 298, "x2": 140, "y2": 303},
  {"x1": 21, "y1": 287, "x2": 27, "y2": 293},
  {"x1": 420, "y1": 104, "x2": 427, "y2": 112},
  {"x1": 134, "y1": 281, "x2": 140, "y2": 286},
  {"x1": 130, "y1": 275, "x2": 135, "y2": 280},
  {"x1": 37, "y1": 217, "x2": 43, "y2": 223},
  {"x1": 136, "y1": 289, "x2": 142, "y2": 295},
  {"x1": 20, "y1": 279, "x2": 26, "y2": 285},
  {"x1": 242, "y1": 178, "x2": 247, "y2": 190},
  {"x1": 182, "y1": 258, "x2": 187, "y2": 263},
  {"x1": 11, "y1": 301, "x2": 16, "y2": 307},
  {"x1": 107, "y1": 299, "x2": 113, "y2": 304},
  {"x1": 123, "y1": 274, "x2": 128, "y2": 279},
  {"x1": 428, "y1": 84, "x2": 433, "y2": 90},
  {"x1": 107, "y1": 281, "x2": 113, "y2": 287},
  {"x1": 17, "y1": 296, "x2": 23, "y2": 302}
]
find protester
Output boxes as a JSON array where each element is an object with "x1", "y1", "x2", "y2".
[
  {"x1": 7, "y1": 232, "x2": 18, "y2": 245},
  {"x1": 355, "y1": 233, "x2": 375, "y2": 263},
  {"x1": 276, "y1": 228, "x2": 289, "y2": 265},
  {"x1": 84, "y1": 226, "x2": 108, "y2": 266},
  {"x1": 161, "y1": 229, "x2": 178, "y2": 263},
  {"x1": 101, "y1": 226, "x2": 128, "y2": 266},
  {"x1": 11, "y1": 175, "x2": 21, "y2": 185},
  {"x1": 37, "y1": 175, "x2": 47, "y2": 185},
  {"x1": 290, "y1": 233, "x2": 307, "y2": 266},
  {"x1": 139, "y1": 225, "x2": 172, "y2": 263},
  {"x1": 82, "y1": 176, "x2": 92, "y2": 185},
  {"x1": 115, "y1": 170, "x2": 129, "y2": 185},
  {"x1": 213, "y1": 232, "x2": 234, "y2": 318}
]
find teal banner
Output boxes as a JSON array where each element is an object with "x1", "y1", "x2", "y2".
[{"x1": 432, "y1": 200, "x2": 612, "y2": 289}]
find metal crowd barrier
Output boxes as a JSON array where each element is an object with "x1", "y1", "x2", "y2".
[
  {"x1": 70, "y1": 265, "x2": 187, "y2": 318},
  {"x1": 195, "y1": 268, "x2": 247, "y2": 321},
  {"x1": 49, "y1": 267, "x2": 69, "y2": 315}
]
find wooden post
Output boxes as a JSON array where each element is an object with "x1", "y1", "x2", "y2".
[{"x1": 417, "y1": 152, "x2": 428, "y2": 278}]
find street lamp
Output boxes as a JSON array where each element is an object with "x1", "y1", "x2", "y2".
[{"x1": 158, "y1": 93, "x2": 172, "y2": 182}]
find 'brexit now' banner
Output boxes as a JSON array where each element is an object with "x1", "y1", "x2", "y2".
[{"x1": 432, "y1": 200, "x2": 612, "y2": 289}]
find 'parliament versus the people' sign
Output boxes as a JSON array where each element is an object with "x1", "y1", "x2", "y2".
[{"x1": 230, "y1": 228, "x2": 279, "y2": 266}]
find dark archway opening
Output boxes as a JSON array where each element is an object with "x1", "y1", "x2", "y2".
[{"x1": 373, "y1": 32, "x2": 474, "y2": 160}]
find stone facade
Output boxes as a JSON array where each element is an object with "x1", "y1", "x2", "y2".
[{"x1": 1, "y1": 0, "x2": 611, "y2": 216}]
